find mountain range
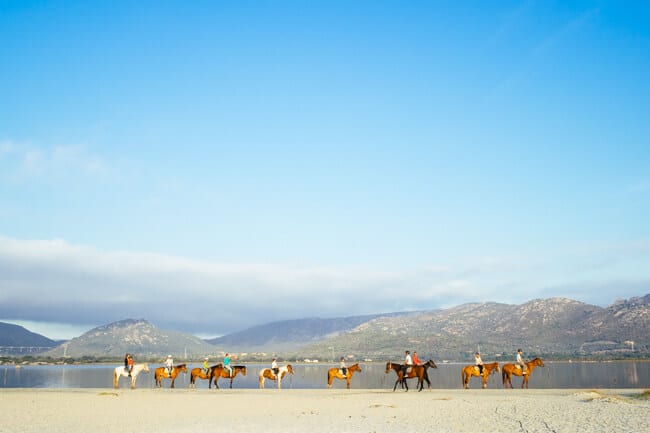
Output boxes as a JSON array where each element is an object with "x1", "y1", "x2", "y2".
[{"x1": 1, "y1": 294, "x2": 648, "y2": 361}]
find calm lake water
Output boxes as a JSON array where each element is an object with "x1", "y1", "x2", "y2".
[{"x1": 1, "y1": 361, "x2": 648, "y2": 389}]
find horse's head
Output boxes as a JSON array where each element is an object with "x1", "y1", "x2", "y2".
[
  {"x1": 350, "y1": 363, "x2": 361, "y2": 372},
  {"x1": 286, "y1": 364, "x2": 294, "y2": 374},
  {"x1": 179, "y1": 364, "x2": 188, "y2": 373},
  {"x1": 426, "y1": 359, "x2": 438, "y2": 369},
  {"x1": 495, "y1": 363, "x2": 500, "y2": 373},
  {"x1": 533, "y1": 358, "x2": 544, "y2": 367},
  {"x1": 240, "y1": 366, "x2": 247, "y2": 376},
  {"x1": 385, "y1": 362, "x2": 392, "y2": 373}
]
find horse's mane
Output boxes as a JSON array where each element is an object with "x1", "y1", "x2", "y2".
[
  {"x1": 175, "y1": 364, "x2": 186, "y2": 368},
  {"x1": 233, "y1": 365, "x2": 246, "y2": 369}
]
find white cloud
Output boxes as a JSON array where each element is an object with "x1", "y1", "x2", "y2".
[
  {"x1": 0, "y1": 140, "x2": 108, "y2": 181},
  {"x1": 0, "y1": 236, "x2": 647, "y2": 339}
]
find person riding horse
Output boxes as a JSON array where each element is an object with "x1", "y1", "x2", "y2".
[
  {"x1": 402, "y1": 350, "x2": 413, "y2": 376},
  {"x1": 165, "y1": 355, "x2": 174, "y2": 376},
  {"x1": 124, "y1": 353, "x2": 134, "y2": 376},
  {"x1": 223, "y1": 353, "x2": 232, "y2": 377},
  {"x1": 516, "y1": 349, "x2": 527, "y2": 374},
  {"x1": 475, "y1": 352, "x2": 484, "y2": 374},
  {"x1": 339, "y1": 357, "x2": 347, "y2": 376},
  {"x1": 271, "y1": 357, "x2": 279, "y2": 375}
]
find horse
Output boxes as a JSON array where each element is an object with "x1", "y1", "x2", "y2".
[
  {"x1": 259, "y1": 364, "x2": 294, "y2": 389},
  {"x1": 461, "y1": 362, "x2": 500, "y2": 389},
  {"x1": 327, "y1": 363, "x2": 362, "y2": 389},
  {"x1": 385, "y1": 360, "x2": 437, "y2": 392},
  {"x1": 154, "y1": 364, "x2": 188, "y2": 388},
  {"x1": 209, "y1": 364, "x2": 247, "y2": 389},
  {"x1": 113, "y1": 363, "x2": 149, "y2": 389},
  {"x1": 189, "y1": 364, "x2": 221, "y2": 389},
  {"x1": 502, "y1": 357, "x2": 545, "y2": 389}
]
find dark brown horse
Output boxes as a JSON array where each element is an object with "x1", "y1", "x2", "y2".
[
  {"x1": 209, "y1": 364, "x2": 247, "y2": 389},
  {"x1": 327, "y1": 363, "x2": 362, "y2": 389},
  {"x1": 385, "y1": 360, "x2": 437, "y2": 392},
  {"x1": 189, "y1": 364, "x2": 221, "y2": 388},
  {"x1": 259, "y1": 364, "x2": 294, "y2": 389},
  {"x1": 461, "y1": 362, "x2": 500, "y2": 389},
  {"x1": 502, "y1": 357, "x2": 545, "y2": 389},
  {"x1": 154, "y1": 364, "x2": 187, "y2": 388}
]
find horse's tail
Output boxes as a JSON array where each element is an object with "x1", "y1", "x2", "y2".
[
  {"x1": 501, "y1": 367, "x2": 507, "y2": 385},
  {"x1": 461, "y1": 369, "x2": 465, "y2": 387}
]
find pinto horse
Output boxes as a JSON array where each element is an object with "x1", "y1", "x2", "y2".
[
  {"x1": 461, "y1": 362, "x2": 500, "y2": 389},
  {"x1": 259, "y1": 364, "x2": 294, "y2": 389},
  {"x1": 113, "y1": 363, "x2": 149, "y2": 389},
  {"x1": 154, "y1": 364, "x2": 187, "y2": 388},
  {"x1": 189, "y1": 364, "x2": 221, "y2": 389},
  {"x1": 327, "y1": 363, "x2": 362, "y2": 389},
  {"x1": 502, "y1": 357, "x2": 545, "y2": 389},
  {"x1": 209, "y1": 364, "x2": 247, "y2": 389},
  {"x1": 385, "y1": 360, "x2": 437, "y2": 392}
]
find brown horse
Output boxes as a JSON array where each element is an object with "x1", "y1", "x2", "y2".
[
  {"x1": 259, "y1": 364, "x2": 294, "y2": 389},
  {"x1": 154, "y1": 364, "x2": 187, "y2": 388},
  {"x1": 385, "y1": 360, "x2": 437, "y2": 392},
  {"x1": 327, "y1": 363, "x2": 362, "y2": 389},
  {"x1": 209, "y1": 364, "x2": 247, "y2": 389},
  {"x1": 189, "y1": 364, "x2": 221, "y2": 388},
  {"x1": 461, "y1": 362, "x2": 500, "y2": 389},
  {"x1": 502, "y1": 357, "x2": 545, "y2": 389}
]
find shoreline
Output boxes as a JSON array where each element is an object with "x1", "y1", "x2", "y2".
[{"x1": 2, "y1": 388, "x2": 648, "y2": 433}]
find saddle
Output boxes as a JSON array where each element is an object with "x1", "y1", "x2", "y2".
[{"x1": 515, "y1": 365, "x2": 528, "y2": 374}]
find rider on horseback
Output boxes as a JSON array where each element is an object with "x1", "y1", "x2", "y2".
[
  {"x1": 339, "y1": 357, "x2": 347, "y2": 376},
  {"x1": 202, "y1": 357, "x2": 209, "y2": 375},
  {"x1": 224, "y1": 353, "x2": 233, "y2": 377},
  {"x1": 271, "y1": 358, "x2": 279, "y2": 375},
  {"x1": 516, "y1": 349, "x2": 527, "y2": 374},
  {"x1": 124, "y1": 353, "x2": 134, "y2": 376},
  {"x1": 165, "y1": 355, "x2": 173, "y2": 376},
  {"x1": 475, "y1": 352, "x2": 484, "y2": 374},
  {"x1": 402, "y1": 350, "x2": 413, "y2": 376}
]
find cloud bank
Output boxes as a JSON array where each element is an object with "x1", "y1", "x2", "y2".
[{"x1": 1, "y1": 236, "x2": 648, "y2": 339}]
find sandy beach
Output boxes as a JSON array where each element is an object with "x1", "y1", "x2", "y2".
[{"x1": 0, "y1": 388, "x2": 648, "y2": 433}]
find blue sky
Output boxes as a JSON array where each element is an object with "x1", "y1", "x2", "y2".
[{"x1": 1, "y1": 1, "x2": 649, "y2": 339}]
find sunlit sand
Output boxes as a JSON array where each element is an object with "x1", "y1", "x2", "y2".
[{"x1": 1, "y1": 388, "x2": 648, "y2": 433}]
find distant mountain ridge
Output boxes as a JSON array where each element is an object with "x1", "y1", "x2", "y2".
[
  {"x1": 43, "y1": 319, "x2": 215, "y2": 359},
  {"x1": 207, "y1": 313, "x2": 410, "y2": 351},
  {"x1": 4, "y1": 294, "x2": 649, "y2": 360},
  {"x1": 0, "y1": 322, "x2": 57, "y2": 349},
  {"x1": 301, "y1": 295, "x2": 650, "y2": 360}
]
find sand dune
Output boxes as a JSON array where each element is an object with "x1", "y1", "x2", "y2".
[{"x1": 1, "y1": 388, "x2": 648, "y2": 433}]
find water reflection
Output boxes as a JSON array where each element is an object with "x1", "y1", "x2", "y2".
[{"x1": 1, "y1": 361, "x2": 648, "y2": 389}]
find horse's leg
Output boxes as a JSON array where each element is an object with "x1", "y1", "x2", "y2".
[
  {"x1": 392, "y1": 378, "x2": 400, "y2": 391},
  {"x1": 346, "y1": 376, "x2": 350, "y2": 390}
]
